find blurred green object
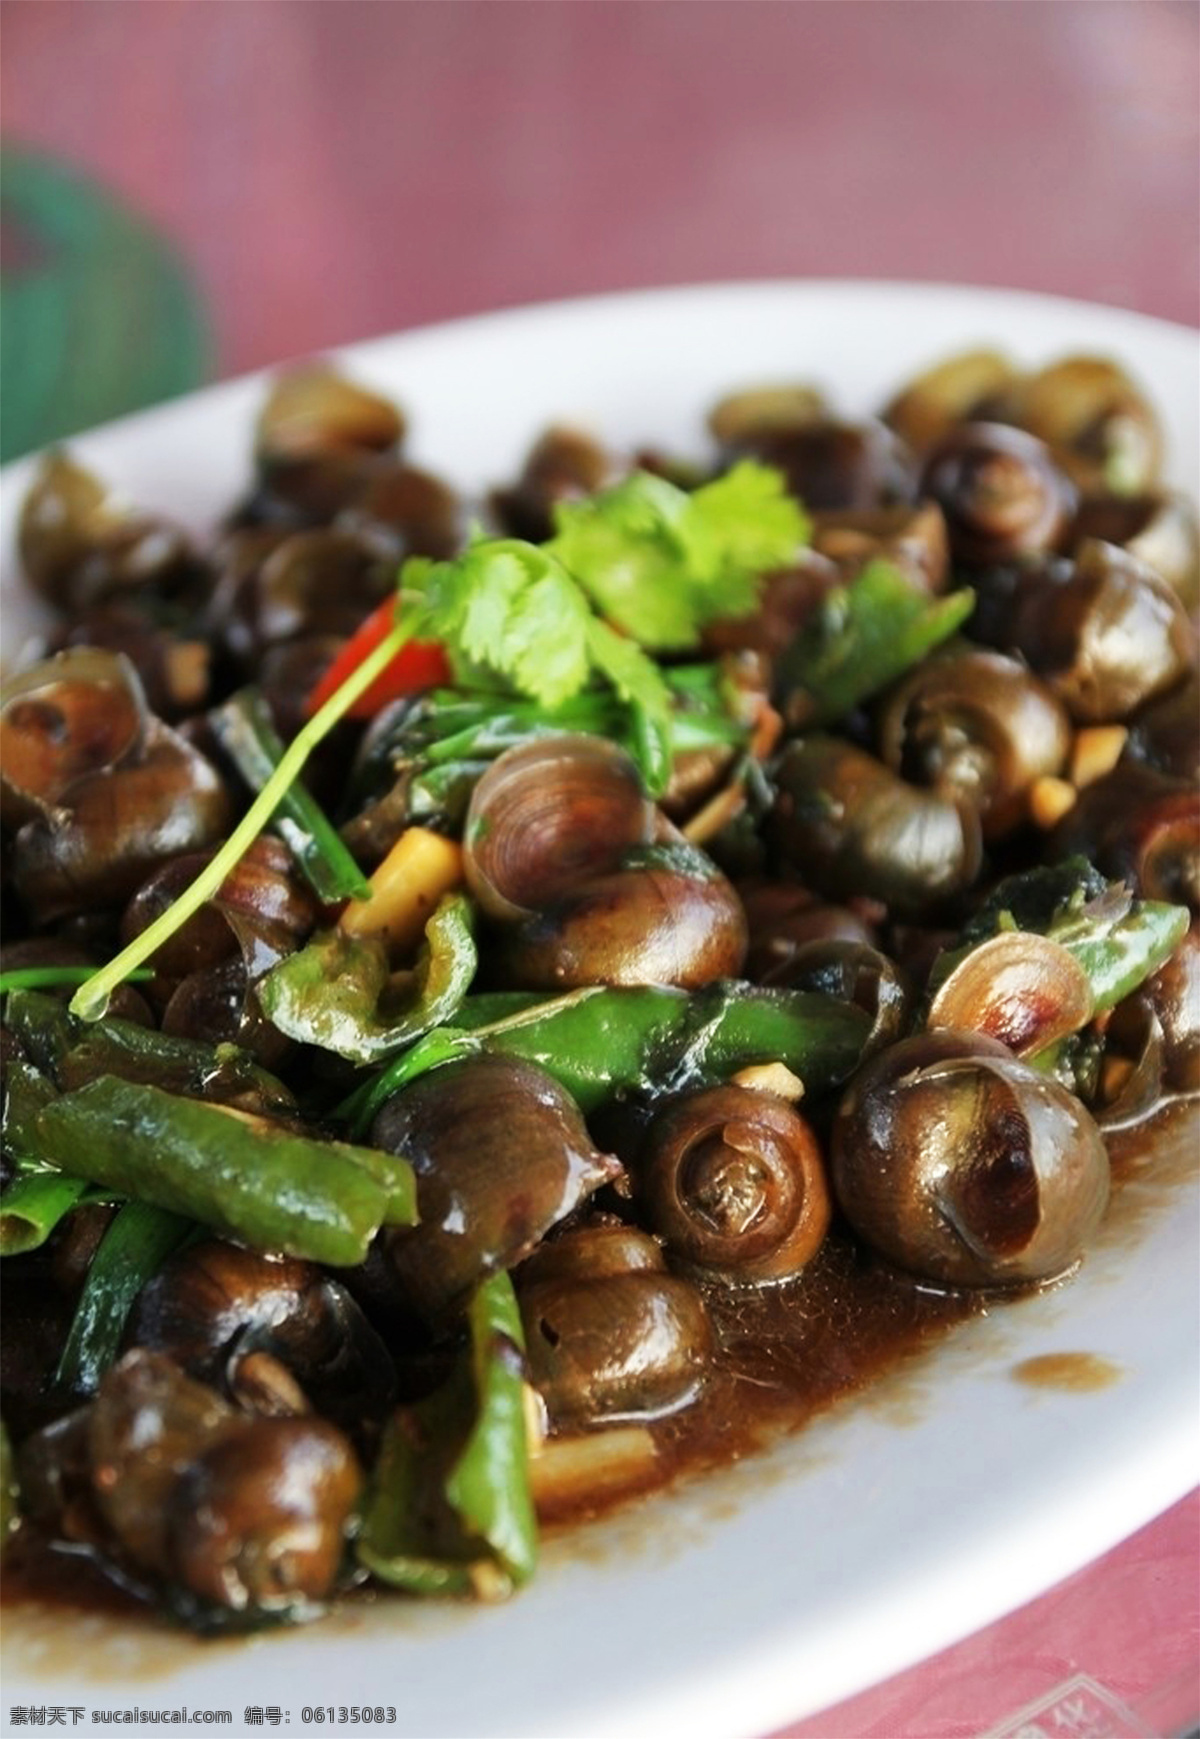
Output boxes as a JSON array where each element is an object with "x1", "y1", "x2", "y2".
[{"x1": 1, "y1": 146, "x2": 211, "y2": 463}]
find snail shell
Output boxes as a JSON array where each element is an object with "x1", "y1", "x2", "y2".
[
  {"x1": 638, "y1": 1084, "x2": 832, "y2": 1285},
  {"x1": 831, "y1": 1030, "x2": 1111, "y2": 1287},
  {"x1": 371, "y1": 1053, "x2": 622, "y2": 1321}
]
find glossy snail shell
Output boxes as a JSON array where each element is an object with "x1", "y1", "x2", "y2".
[{"x1": 638, "y1": 1084, "x2": 832, "y2": 1285}]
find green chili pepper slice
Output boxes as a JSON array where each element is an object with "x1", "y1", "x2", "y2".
[
  {"x1": 34, "y1": 1078, "x2": 417, "y2": 1267},
  {"x1": 348, "y1": 981, "x2": 869, "y2": 1135},
  {"x1": 1, "y1": 1172, "x2": 95, "y2": 1256},
  {"x1": 259, "y1": 893, "x2": 477, "y2": 1065},
  {"x1": 357, "y1": 1271, "x2": 536, "y2": 1597}
]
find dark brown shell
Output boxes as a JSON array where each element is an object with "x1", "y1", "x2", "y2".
[
  {"x1": 501, "y1": 847, "x2": 747, "y2": 991},
  {"x1": 770, "y1": 736, "x2": 982, "y2": 917},
  {"x1": 518, "y1": 1224, "x2": 712, "y2": 1424},
  {"x1": 638, "y1": 1085, "x2": 832, "y2": 1285},
  {"x1": 1007, "y1": 539, "x2": 1195, "y2": 725},
  {"x1": 465, "y1": 735, "x2": 746, "y2": 989},
  {"x1": 831, "y1": 1030, "x2": 1111, "y2": 1287},
  {"x1": 920, "y1": 422, "x2": 1077, "y2": 567},
  {"x1": 11, "y1": 727, "x2": 233, "y2": 924},
  {"x1": 876, "y1": 646, "x2": 1072, "y2": 840},
  {"x1": 463, "y1": 733, "x2": 655, "y2": 922},
  {"x1": 371, "y1": 1054, "x2": 622, "y2": 1322},
  {"x1": 0, "y1": 647, "x2": 146, "y2": 830},
  {"x1": 127, "y1": 1238, "x2": 394, "y2": 1434},
  {"x1": 168, "y1": 1416, "x2": 362, "y2": 1610}
]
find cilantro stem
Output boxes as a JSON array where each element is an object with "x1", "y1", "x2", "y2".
[
  {"x1": 211, "y1": 687, "x2": 373, "y2": 902},
  {"x1": 0, "y1": 966, "x2": 153, "y2": 996},
  {"x1": 69, "y1": 619, "x2": 410, "y2": 1022}
]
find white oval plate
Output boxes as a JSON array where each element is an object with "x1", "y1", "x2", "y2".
[{"x1": 2, "y1": 282, "x2": 1197, "y2": 1739}]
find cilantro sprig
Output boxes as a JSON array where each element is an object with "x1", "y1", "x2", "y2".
[
  {"x1": 547, "y1": 461, "x2": 808, "y2": 652},
  {"x1": 70, "y1": 460, "x2": 803, "y2": 1020}
]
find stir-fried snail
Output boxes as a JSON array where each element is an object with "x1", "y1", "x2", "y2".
[
  {"x1": 208, "y1": 528, "x2": 394, "y2": 669},
  {"x1": 1, "y1": 647, "x2": 145, "y2": 832},
  {"x1": 2, "y1": 649, "x2": 232, "y2": 923},
  {"x1": 831, "y1": 1030, "x2": 1111, "y2": 1287},
  {"x1": 925, "y1": 931, "x2": 1095, "y2": 1057},
  {"x1": 16, "y1": 451, "x2": 204, "y2": 616},
  {"x1": 706, "y1": 383, "x2": 829, "y2": 446},
  {"x1": 881, "y1": 348, "x2": 1018, "y2": 455},
  {"x1": 463, "y1": 734, "x2": 747, "y2": 989},
  {"x1": 637, "y1": 1084, "x2": 832, "y2": 1285},
  {"x1": 988, "y1": 539, "x2": 1195, "y2": 725},
  {"x1": 876, "y1": 645, "x2": 1072, "y2": 840},
  {"x1": 170, "y1": 1413, "x2": 362, "y2": 1612},
  {"x1": 21, "y1": 1350, "x2": 361, "y2": 1615},
  {"x1": 517, "y1": 1224, "x2": 713, "y2": 1425},
  {"x1": 255, "y1": 364, "x2": 406, "y2": 466},
  {"x1": 127, "y1": 1239, "x2": 395, "y2": 1433},
  {"x1": 335, "y1": 460, "x2": 463, "y2": 563},
  {"x1": 1001, "y1": 355, "x2": 1163, "y2": 497},
  {"x1": 371, "y1": 1054, "x2": 622, "y2": 1322},
  {"x1": 770, "y1": 735, "x2": 983, "y2": 917},
  {"x1": 920, "y1": 422, "x2": 1077, "y2": 567}
]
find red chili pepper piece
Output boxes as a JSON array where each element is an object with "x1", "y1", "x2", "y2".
[{"x1": 304, "y1": 598, "x2": 451, "y2": 719}]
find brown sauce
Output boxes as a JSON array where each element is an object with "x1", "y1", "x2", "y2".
[{"x1": 1010, "y1": 1352, "x2": 1122, "y2": 1392}]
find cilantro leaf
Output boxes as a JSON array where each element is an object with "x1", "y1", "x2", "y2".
[
  {"x1": 406, "y1": 541, "x2": 593, "y2": 710},
  {"x1": 685, "y1": 460, "x2": 812, "y2": 595},
  {"x1": 548, "y1": 474, "x2": 698, "y2": 649},
  {"x1": 777, "y1": 560, "x2": 976, "y2": 727},
  {"x1": 548, "y1": 461, "x2": 808, "y2": 651}
]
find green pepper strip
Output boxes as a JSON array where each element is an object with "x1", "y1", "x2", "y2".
[
  {"x1": 258, "y1": 893, "x2": 477, "y2": 1066},
  {"x1": 33, "y1": 1078, "x2": 417, "y2": 1267},
  {"x1": 2, "y1": 1056, "x2": 60, "y2": 1171},
  {"x1": 53, "y1": 1200, "x2": 192, "y2": 1399},
  {"x1": 0, "y1": 1172, "x2": 94, "y2": 1256},
  {"x1": 1048, "y1": 898, "x2": 1189, "y2": 1013},
  {"x1": 4, "y1": 989, "x2": 296, "y2": 1115},
  {"x1": 357, "y1": 1271, "x2": 536, "y2": 1597},
  {"x1": 778, "y1": 559, "x2": 975, "y2": 728},
  {"x1": 210, "y1": 687, "x2": 373, "y2": 903},
  {"x1": 347, "y1": 981, "x2": 870, "y2": 1136}
]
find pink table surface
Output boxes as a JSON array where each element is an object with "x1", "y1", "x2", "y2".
[
  {"x1": 3, "y1": 0, "x2": 1197, "y2": 374},
  {"x1": 3, "y1": 4, "x2": 1198, "y2": 1734}
]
